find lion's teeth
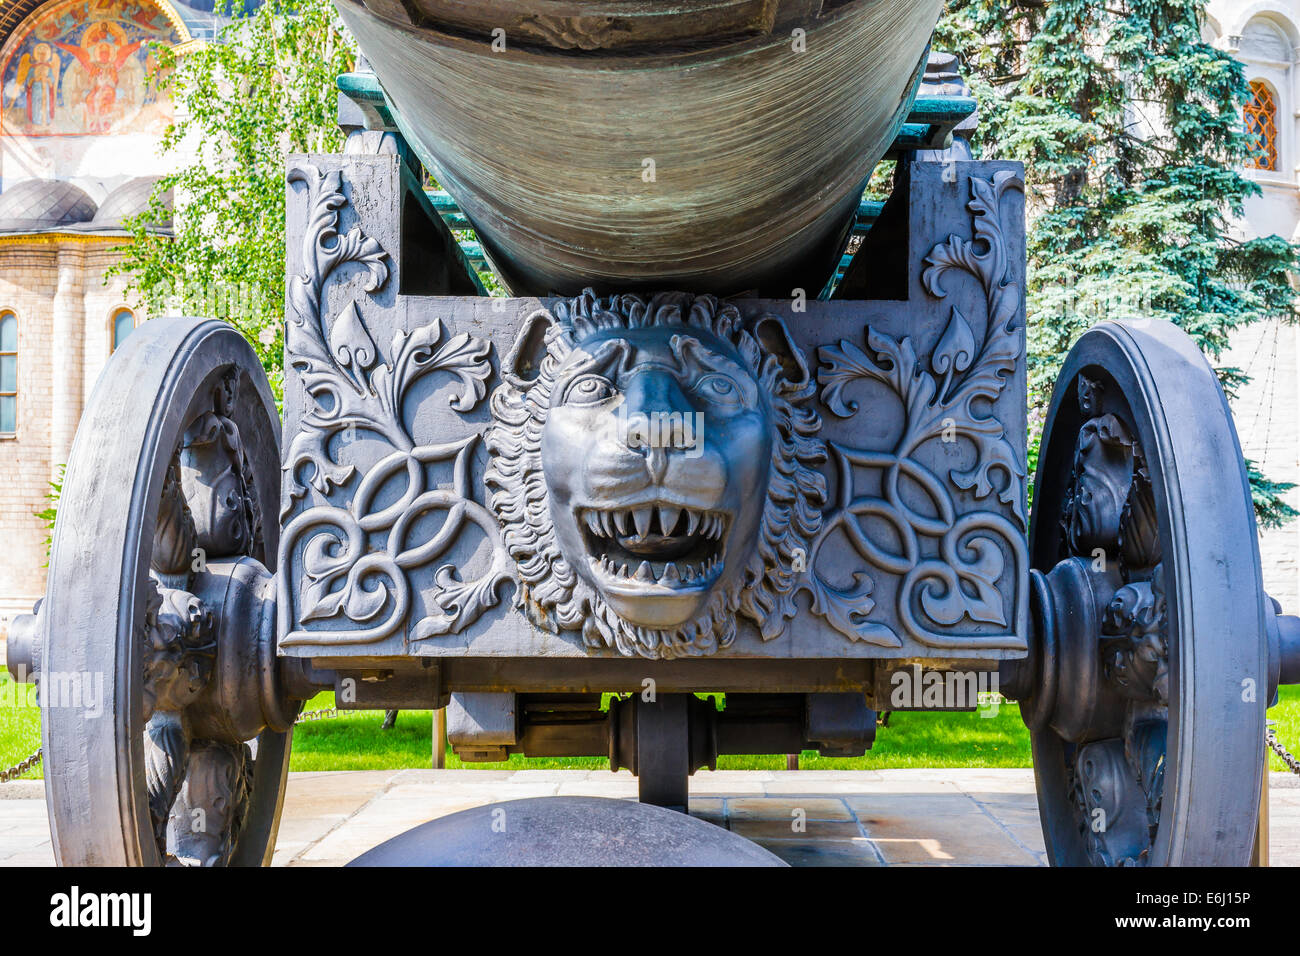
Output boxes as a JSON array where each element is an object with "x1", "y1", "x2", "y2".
[
  {"x1": 633, "y1": 508, "x2": 652, "y2": 539},
  {"x1": 618, "y1": 563, "x2": 628, "y2": 578},
  {"x1": 685, "y1": 511, "x2": 700, "y2": 536},
  {"x1": 661, "y1": 562, "x2": 680, "y2": 584},
  {"x1": 660, "y1": 506, "x2": 681, "y2": 536},
  {"x1": 682, "y1": 565, "x2": 695, "y2": 583},
  {"x1": 633, "y1": 561, "x2": 654, "y2": 582},
  {"x1": 586, "y1": 511, "x2": 602, "y2": 535}
]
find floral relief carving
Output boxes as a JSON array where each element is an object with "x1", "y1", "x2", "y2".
[
  {"x1": 277, "y1": 164, "x2": 512, "y2": 647},
  {"x1": 805, "y1": 170, "x2": 1028, "y2": 650}
]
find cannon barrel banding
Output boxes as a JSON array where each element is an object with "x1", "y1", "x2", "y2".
[{"x1": 334, "y1": 0, "x2": 943, "y2": 296}]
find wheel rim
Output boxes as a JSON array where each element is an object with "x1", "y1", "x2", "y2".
[
  {"x1": 42, "y1": 317, "x2": 290, "y2": 866},
  {"x1": 1029, "y1": 320, "x2": 1267, "y2": 866}
]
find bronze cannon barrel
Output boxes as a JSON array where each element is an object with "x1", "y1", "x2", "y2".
[{"x1": 335, "y1": 0, "x2": 943, "y2": 296}]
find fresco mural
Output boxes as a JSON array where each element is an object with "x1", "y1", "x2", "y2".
[{"x1": 0, "y1": 0, "x2": 180, "y2": 136}]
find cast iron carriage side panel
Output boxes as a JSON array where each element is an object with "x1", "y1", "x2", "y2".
[{"x1": 277, "y1": 153, "x2": 1027, "y2": 662}]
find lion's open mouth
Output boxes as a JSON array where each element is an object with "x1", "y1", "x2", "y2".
[{"x1": 577, "y1": 504, "x2": 728, "y2": 590}]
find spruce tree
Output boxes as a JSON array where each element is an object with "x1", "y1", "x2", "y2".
[{"x1": 936, "y1": 0, "x2": 1299, "y2": 526}]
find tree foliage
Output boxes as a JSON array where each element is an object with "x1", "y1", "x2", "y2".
[
  {"x1": 937, "y1": 0, "x2": 1299, "y2": 527},
  {"x1": 110, "y1": 0, "x2": 356, "y2": 400}
]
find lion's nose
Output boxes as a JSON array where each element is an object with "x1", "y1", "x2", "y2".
[{"x1": 622, "y1": 371, "x2": 696, "y2": 454}]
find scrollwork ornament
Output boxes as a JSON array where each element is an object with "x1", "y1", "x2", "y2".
[
  {"x1": 1069, "y1": 738, "x2": 1154, "y2": 866},
  {"x1": 806, "y1": 171, "x2": 1027, "y2": 649},
  {"x1": 278, "y1": 164, "x2": 512, "y2": 647}
]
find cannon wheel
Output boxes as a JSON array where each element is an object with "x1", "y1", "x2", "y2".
[
  {"x1": 1025, "y1": 319, "x2": 1268, "y2": 866},
  {"x1": 42, "y1": 317, "x2": 292, "y2": 866}
]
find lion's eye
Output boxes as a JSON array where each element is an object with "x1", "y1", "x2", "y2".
[
  {"x1": 693, "y1": 373, "x2": 742, "y2": 405},
  {"x1": 562, "y1": 373, "x2": 617, "y2": 406}
]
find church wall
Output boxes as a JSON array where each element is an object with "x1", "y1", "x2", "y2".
[
  {"x1": 0, "y1": 242, "x2": 58, "y2": 625},
  {"x1": 0, "y1": 237, "x2": 138, "y2": 633}
]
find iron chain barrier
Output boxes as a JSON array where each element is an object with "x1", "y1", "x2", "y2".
[
  {"x1": 1267, "y1": 724, "x2": 1300, "y2": 776},
  {"x1": 0, "y1": 747, "x2": 41, "y2": 783},
  {"x1": 293, "y1": 706, "x2": 338, "y2": 723}
]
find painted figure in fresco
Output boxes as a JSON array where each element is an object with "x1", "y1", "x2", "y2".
[
  {"x1": 123, "y1": 1, "x2": 171, "y2": 32},
  {"x1": 0, "y1": 0, "x2": 176, "y2": 136},
  {"x1": 33, "y1": 4, "x2": 90, "y2": 44},
  {"x1": 53, "y1": 21, "x2": 144, "y2": 132},
  {"x1": 7, "y1": 43, "x2": 60, "y2": 127}
]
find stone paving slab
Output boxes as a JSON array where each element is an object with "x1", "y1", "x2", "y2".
[{"x1": 2, "y1": 770, "x2": 1297, "y2": 866}]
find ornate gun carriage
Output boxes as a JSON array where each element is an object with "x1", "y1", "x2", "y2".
[{"x1": 9, "y1": 0, "x2": 1300, "y2": 866}]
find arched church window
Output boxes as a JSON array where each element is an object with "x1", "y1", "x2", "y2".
[
  {"x1": 0, "y1": 312, "x2": 16, "y2": 436},
  {"x1": 111, "y1": 308, "x2": 135, "y2": 352},
  {"x1": 1245, "y1": 80, "x2": 1279, "y2": 171}
]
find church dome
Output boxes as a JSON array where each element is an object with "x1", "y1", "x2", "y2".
[
  {"x1": 90, "y1": 176, "x2": 173, "y2": 230},
  {"x1": 0, "y1": 179, "x2": 97, "y2": 233}
]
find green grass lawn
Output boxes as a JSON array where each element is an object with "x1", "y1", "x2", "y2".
[
  {"x1": 284, "y1": 690, "x2": 1035, "y2": 772},
  {"x1": 0, "y1": 674, "x2": 39, "y2": 779},
  {"x1": 6, "y1": 670, "x2": 1299, "y2": 777}
]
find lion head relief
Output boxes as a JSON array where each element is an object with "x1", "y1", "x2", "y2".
[{"x1": 484, "y1": 289, "x2": 826, "y2": 660}]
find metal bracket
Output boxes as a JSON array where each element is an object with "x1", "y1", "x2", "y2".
[{"x1": 446, "y1": 692, "x2": 519, "y2": 762}]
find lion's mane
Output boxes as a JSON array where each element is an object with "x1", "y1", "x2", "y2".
[{"x1": 485, "y1": 289, "x2": 825, "y2": 660}]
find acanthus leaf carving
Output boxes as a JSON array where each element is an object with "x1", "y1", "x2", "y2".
[
  {"x1": 278, "y1": 164, "x2": 513, "y2": 648},
  {"x1": 805, "y1": 171, "x2": 1027, "y2": 650},
  {"x1": 370, "y1": 318, "x2": 494, "y2": 421},
  {"x1": 931, "y1": 306, "x2": 977, "y2": 387},
  {"x1": 140, "y1": 577, "x2": 215, "y2": 851},
  {"x1": 329, "y1": 301, "x2": 379, "y2": 389},
  {"x1": 1054, "y1": 362, "x2": 1170, "y2": 866}
]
